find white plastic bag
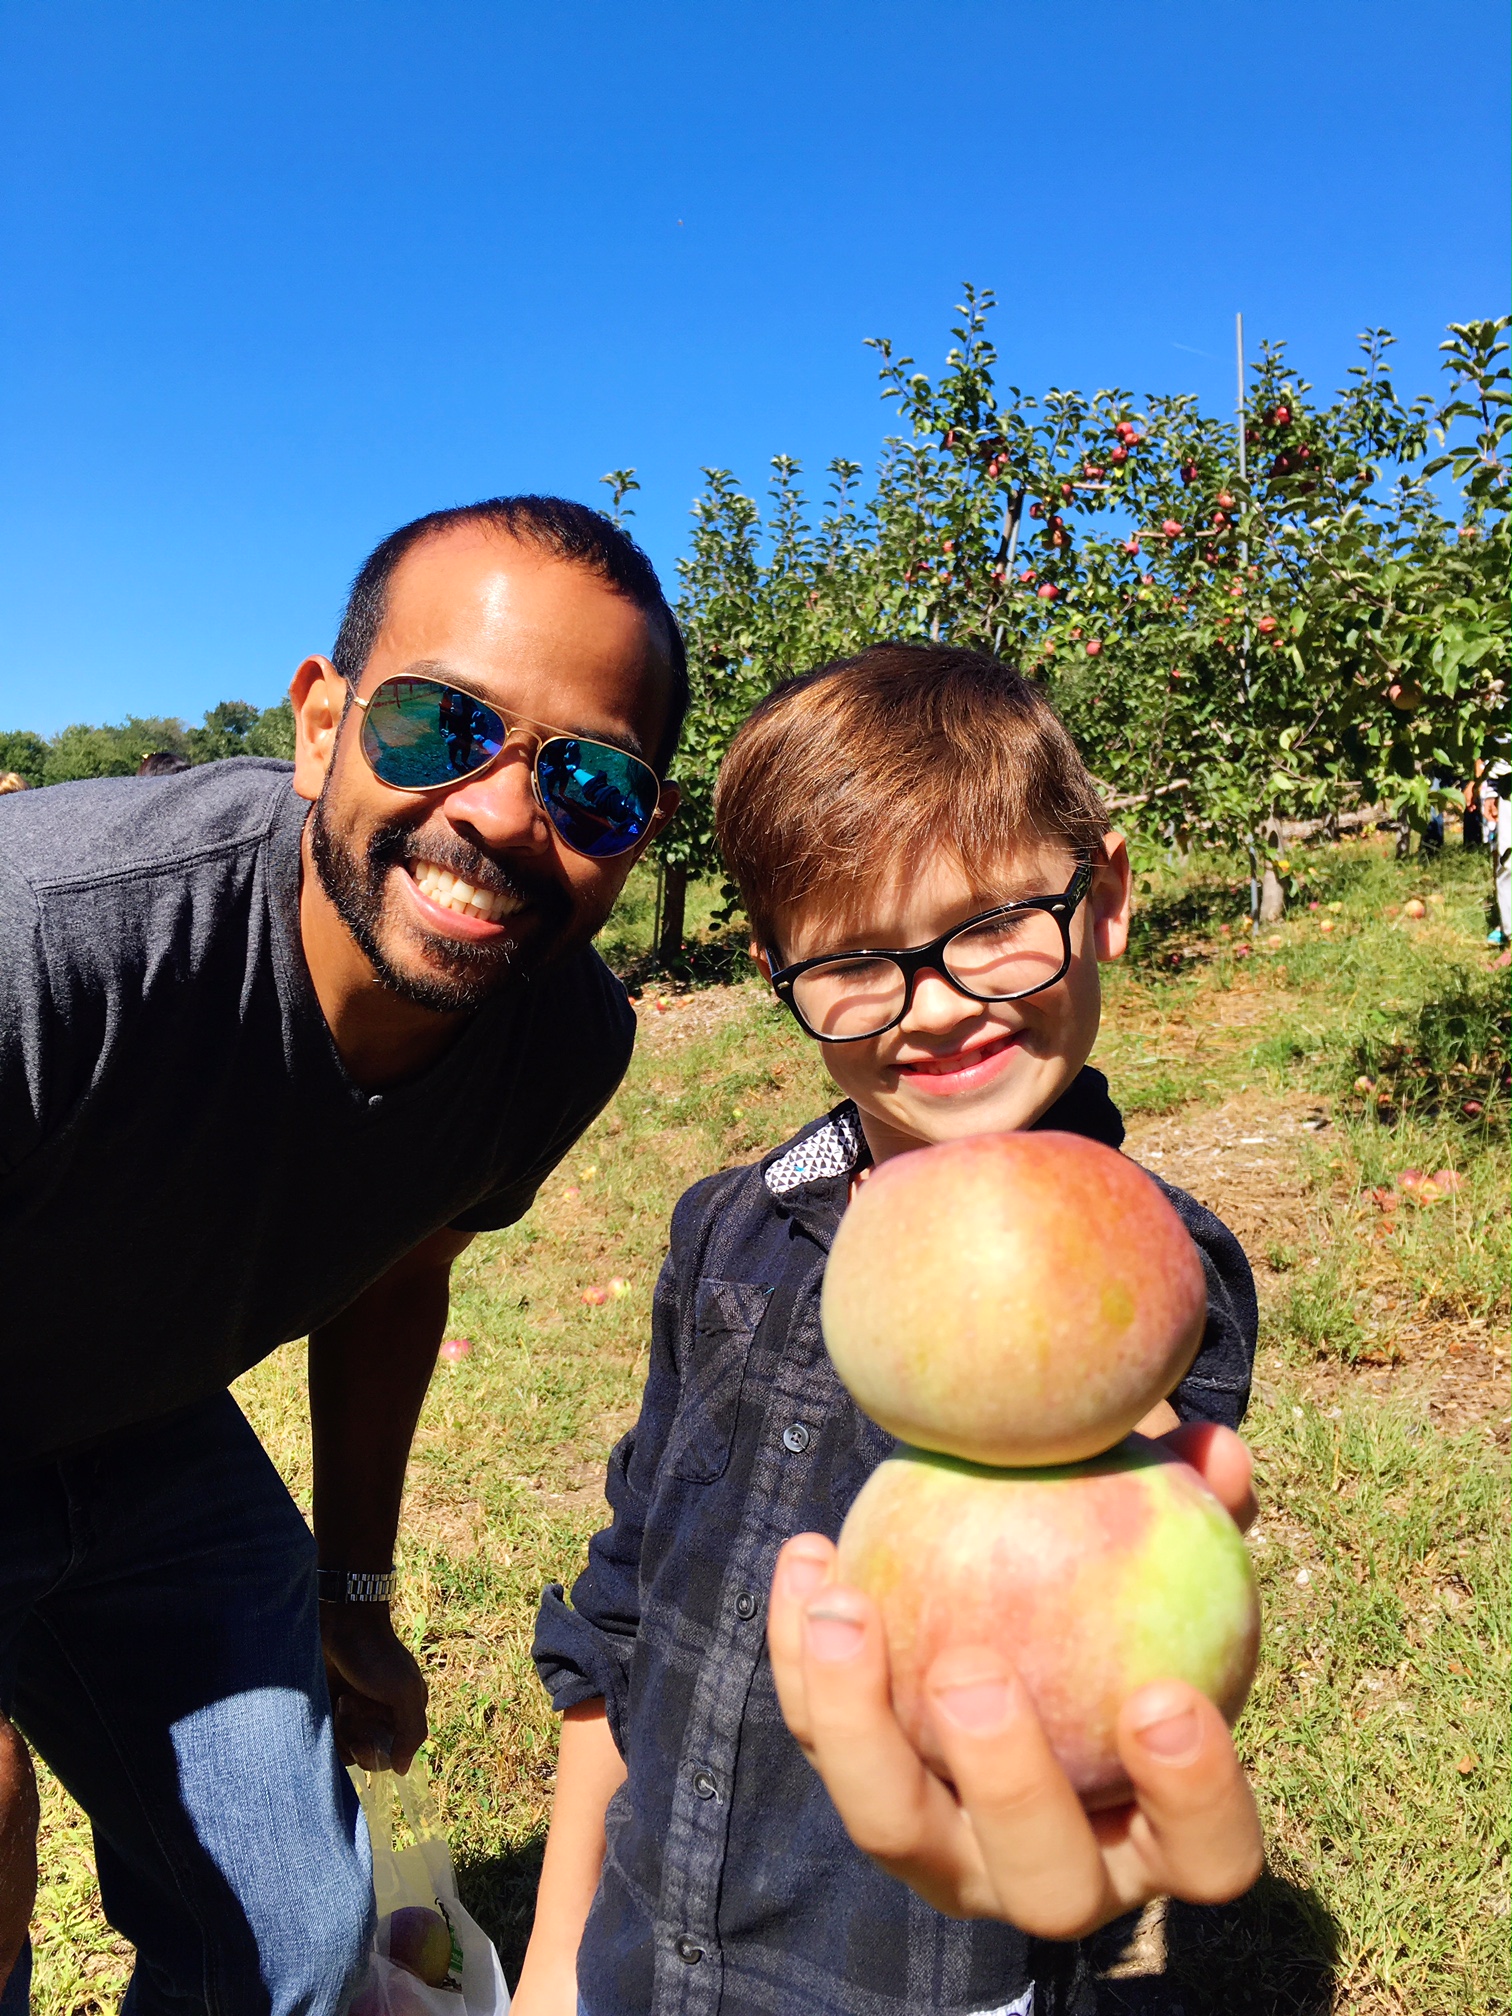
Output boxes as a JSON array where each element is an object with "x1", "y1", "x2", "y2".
[{"x1": 348, "y1": 1755, "x2": 510, "y2": 2015}]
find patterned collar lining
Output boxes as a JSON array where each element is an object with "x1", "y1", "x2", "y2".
[{"x1": 764, "y1": 1105, "x2": 865, "y2": 1197}]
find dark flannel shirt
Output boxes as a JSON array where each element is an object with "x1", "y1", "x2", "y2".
[{"x1": 533, "y1": 1069, "x2": 1258, "y2": 2016}]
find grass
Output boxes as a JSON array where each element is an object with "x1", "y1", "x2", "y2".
[{"x1": 27, "y1": 831, "x2": 1509, "y2": 2014}]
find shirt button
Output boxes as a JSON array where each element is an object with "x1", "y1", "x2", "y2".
[
  {"x1": 782, "y1": 1423, "x2": 811, "y2": 1454},
  {"x1": 674, "y1": 1935, "x2": 704, "y2": 1965},
  {"x1": 734, "y1": 1591, "x2": 758, "y2": 1620},
  {"x1": 367, "y1": 1094, "x2": 383, "y2": 1110},
  {"x1": 692, "y1": 1767, "x2": 717, "y2": 1800}
]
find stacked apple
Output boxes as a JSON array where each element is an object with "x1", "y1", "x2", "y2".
[{"x1": 823, "y1": 1132, "x2": 1260, "y2": 1808}]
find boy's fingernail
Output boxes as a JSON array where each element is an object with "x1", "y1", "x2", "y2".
[
  {"x1": 782, "y1": 1552, "x2": 828, "y2": 1598},
  {"x1": 1131, "y1": 1706, "x2": 1202, "y2": 1764},
  {"x1": 932, "y1": 1680, "x2": 1013, "y2": 1735},
  {"x1": 805, "y1": 1605, "x2": 865, "y2": 1662}
]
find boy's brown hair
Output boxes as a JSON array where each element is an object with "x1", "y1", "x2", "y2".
[{"x1": 713, "y1": 643, "x2": 1108, "y2": 950}]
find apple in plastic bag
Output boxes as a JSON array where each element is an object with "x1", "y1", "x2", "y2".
[{"x1": 381, "y1": 1904, "x2": 453, "y2": 1985}]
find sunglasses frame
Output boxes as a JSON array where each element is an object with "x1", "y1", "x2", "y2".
[
  {"x1": 766, "y1": 864, "x2": 1095, "y2": 1043},
  {"x1": 345, "y1": 673, "x2": 664, "y2": 861}
]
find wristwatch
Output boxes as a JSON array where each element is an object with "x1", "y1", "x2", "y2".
[{"x1": 317, "y1": 1568, "x2": 397, "y2": 1604}]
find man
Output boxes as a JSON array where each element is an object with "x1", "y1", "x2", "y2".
[{"x1": 0, "y1": 496, "x2": 683, "y2": 2011}]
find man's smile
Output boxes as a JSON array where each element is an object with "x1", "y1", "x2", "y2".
[{"x1": 403, "y1": 857, "x2": 526, "y2": 935}]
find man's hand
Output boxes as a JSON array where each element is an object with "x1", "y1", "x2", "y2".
[
  {"x1": 320, "y1": 1604, "x2": 429, "y2": 1775},
  {"x1": 308, "y1": 1224, "x2": 474, "y2": 1776},
  {"x1": 767, "y1": 1422, "x2": 1263, "y2": 1936},
  {"x1": 0, "y1": 1711, "x2": 38, "y2": 1992}
]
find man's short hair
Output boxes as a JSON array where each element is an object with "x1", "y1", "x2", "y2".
[
  {"x1": 330, "y1": 495, "x2": 688, "y2": 775},
  {"x1": 713, "y1": 643, "x2": 1108, "y2": 950}
]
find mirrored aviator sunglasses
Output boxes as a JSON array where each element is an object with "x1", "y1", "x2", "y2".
[{"x1": 354, "y1": 675, "x2": 661, "y2": 860}]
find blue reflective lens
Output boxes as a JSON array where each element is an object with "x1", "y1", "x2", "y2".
[
  {"x1": 535, "y1": 738, "x2": 659, "y2": 858},
  {"x1": 360, "y1": 679, "x2": 507, "y2": 789}
]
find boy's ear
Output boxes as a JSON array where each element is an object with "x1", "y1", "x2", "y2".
[
  {"x1": 1091, "y1": 831, "x2": 1133, "y2": 962},
  {"x1": 750, "y1": 940, "x2": 773, "y2": 982}
]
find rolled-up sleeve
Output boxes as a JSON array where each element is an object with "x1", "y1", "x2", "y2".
[{"x1": 1162, "y1": 1186, "x2": 1258, "y2": 1430}]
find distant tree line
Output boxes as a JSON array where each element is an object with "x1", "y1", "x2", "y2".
[{"x1": 0, "y1": 698, "x2": 296, "y2": 788}]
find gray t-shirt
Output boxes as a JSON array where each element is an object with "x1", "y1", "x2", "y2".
[{"x1": 0, "y1": 759, "x2": 635, "y2": 1466}]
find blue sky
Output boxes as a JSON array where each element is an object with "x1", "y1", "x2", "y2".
[{"x1": 1, "y1": 0, "x2": 1507, "y2": 736}]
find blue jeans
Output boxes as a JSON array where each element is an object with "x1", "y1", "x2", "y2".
[{"x1": 0, "y1": 1392, "x2": 372, "y2": 2014}]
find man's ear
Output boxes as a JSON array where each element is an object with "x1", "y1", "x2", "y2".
[
  {"x1": 1091, "y1": 830, "x2": 1133, "y2": 962},
  {"x1": 649, "y1": 780, "x2": 680, "y2": 840},
  {"x1": 290, "y1": 656, "x2": 349, "y2": 805}
]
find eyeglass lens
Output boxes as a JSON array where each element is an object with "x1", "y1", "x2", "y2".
[
  {"x1": 360, "y1": 678, "x2": 658, "y2": 858},
  {"x1": 790, "y1": 906, "x2": 1070, "y2": 1039}
]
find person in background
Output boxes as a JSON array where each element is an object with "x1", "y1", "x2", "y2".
[
  {"x1": 0, "y1": 776, "x2": 28, "y2": 796},
  {"x1": 1462, "y1": 770, "x2": 1483, "y2": 847},
  {"x1": 0, "y1": 495, "x2": 683, "y2": 2013},
  {"x1": 1487, "y1": 748, "x2": 1511, "y2": 956},
  {"x1": 137, "y1": 750, "x2": 192, "y2": 777}
]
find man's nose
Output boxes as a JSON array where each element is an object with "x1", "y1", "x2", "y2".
[{"x1": 436, "y1": 745, "x2": 553, "y2": 854}]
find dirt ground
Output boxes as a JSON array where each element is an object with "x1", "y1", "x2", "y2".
[{"x1": 1124, "y1": 1094, "x2": 1510, "y2": 1444}]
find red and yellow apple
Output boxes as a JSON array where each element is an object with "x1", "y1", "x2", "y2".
[
  {"x1": 837, "y1": 1438, "x2": 1259, "y2": 1806},
  {"x1": 821, "y1": 1133, "x2": 1207, "y2": 1466},
  {"x1": 380, "y1": 1904, "x2": 453, "y2": 1985}
]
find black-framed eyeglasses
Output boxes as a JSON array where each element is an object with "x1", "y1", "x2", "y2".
[
  {"x1": 348, "y1": 673, "x2": 663, "y2": 861},
  {"x1": 767, "y1": 865, "x2": 1094, "y2": 1043}
]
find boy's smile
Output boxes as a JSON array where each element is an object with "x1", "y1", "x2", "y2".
[{"x1": 767, "y1": 839, "x2": 1131, "y2": 1164}]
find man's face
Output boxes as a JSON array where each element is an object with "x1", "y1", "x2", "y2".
[
  {"x1": 768, "y1": 838, "x2": 1130, "y2": 1165},
  {"x1": 293, "y1": 528, "x2": 678, "y2": 1014}
]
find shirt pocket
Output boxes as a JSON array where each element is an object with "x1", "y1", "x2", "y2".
[{"x1": 667, "y1": 1277, "x2": 771, "y2": 1483}]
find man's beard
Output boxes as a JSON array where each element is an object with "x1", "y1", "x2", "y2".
[{"x1": 309, "y1": 783, "x2": 577, "y2": 1014}]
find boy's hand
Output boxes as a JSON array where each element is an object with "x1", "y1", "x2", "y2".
[{"x1": 766, "y1": 1423, "x2": 1263, "y2": 1935}]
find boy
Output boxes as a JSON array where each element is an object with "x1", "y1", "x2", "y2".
[{"x1": 520, "y1": 645, "x2": 1262, "y2": 2016}]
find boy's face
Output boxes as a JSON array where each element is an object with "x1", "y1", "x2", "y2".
[{"x1": 767, "y1": 837, "x2": 1131, "y2": 1164}]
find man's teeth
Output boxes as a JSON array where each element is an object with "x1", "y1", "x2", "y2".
[{"x1": 411, "y1": 861, "x2": 524, "y2": 924}]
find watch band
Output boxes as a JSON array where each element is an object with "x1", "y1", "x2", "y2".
[{"x1": 317, "y1": 1568, "x2": 396, "y2": 1604}]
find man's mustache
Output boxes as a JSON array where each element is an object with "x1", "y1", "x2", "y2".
[{"x1": 369, "y1": 822, "x2": 574, "y2": 932}]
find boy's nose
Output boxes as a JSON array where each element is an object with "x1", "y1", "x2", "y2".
[{"x1": 902, "y1": 965, "x2": 982, "y2": 1032}]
